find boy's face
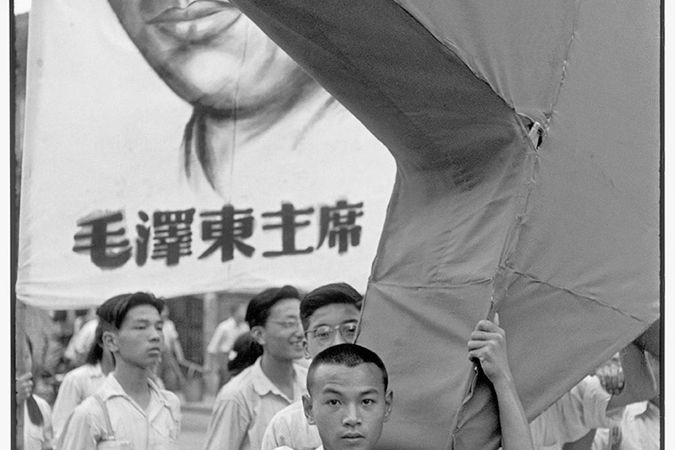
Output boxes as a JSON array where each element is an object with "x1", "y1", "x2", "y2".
[
  {"x1": 303, "y1": 363, "x2": 393, "y2": 450},
  {"x1": 106, "y1": 304, "x2": 164, "y2": 369},
  {"x1": 304, "y1": 303, "x2": 361, "y2": 359},
  {"x1": 256, "y1": 298, "x2": 304, "y2": 361}
]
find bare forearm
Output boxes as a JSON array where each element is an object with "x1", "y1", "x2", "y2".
[{"x1": 493, "y1": 377, "x2": 534, "y2": 450}]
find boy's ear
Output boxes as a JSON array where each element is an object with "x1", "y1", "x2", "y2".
[
  {"x1": 102, "y1": 330, "x2": 119, "y2": 353},
  {"x1": 302, "y1": 394, "x2": 315, "y2": 425},
  {"x1": 250, "y1": 326, "x2": 265, "y2": 346},
  {"x1": 383, "y1": 391, "x2": 394, "y2": 423}
]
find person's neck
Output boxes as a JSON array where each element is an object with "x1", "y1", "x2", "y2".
[
  {"x1": 260, "y1": 352, "x2": 297, "y2": 398},
  {"x1": 112, "y1": 359, "x2": 152, "y2": 410},
  {"x1": 100, "y1": 353, "x2": 114, "y2": 375}
]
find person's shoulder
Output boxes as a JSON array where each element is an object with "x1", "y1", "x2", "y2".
[
  {"x1": 63, "y1": 363, "x2": 97, "y2": 380},
  {"x1": 217, "y1": 317, "x2": 235, "y2": 330},
  {"x1": 215, "y1": 364, "x2": 257, "y2": 400},
  {"x1": 70, "y1": 394, "x2": 103, "y2": 420},
  {"x1": 270, "y1": 400, "x2": 305, "y2": 426},
  {"x1": 158, "y1": 387, "x2": 182, "y2": 409}
]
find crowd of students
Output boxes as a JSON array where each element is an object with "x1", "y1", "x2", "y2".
[{"x1": 16, "y1": 285, "x2": 660, "y2": 450}]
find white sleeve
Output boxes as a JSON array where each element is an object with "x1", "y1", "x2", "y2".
[
  {"x1": 206, "y1": 322, "x2": 227, "y2": 354},
  {"x1": 52, "y1": 372, "x2": 83, "y2": 440}
]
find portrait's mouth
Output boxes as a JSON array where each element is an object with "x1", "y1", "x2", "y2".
[{"x1": 148, "y1": 0, "x2": 242, "y2": 43}]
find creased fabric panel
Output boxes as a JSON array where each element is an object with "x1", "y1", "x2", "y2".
[{"x1": 229, "y1": 0, "x2": 659, "y2": 449}]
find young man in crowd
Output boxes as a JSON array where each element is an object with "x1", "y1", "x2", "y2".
[
  {"x1": 274, "y1": 343, "x2": 393, "y2": 450},
  {"x1": 529, "y1": 338, "x2": 658, "y2": 450},
  {"x1": 56, "y1": 292, "x2": 181, "y2": 449},
  {"x1": 206, "y1": 301, "x2": 250, "y2": 387},
  {"x1": 264, "y1": 285, "x2": 534, "y2": 450},
  {"x1": 261, "y1": 282, "x2": 363, "y2": 450},
  {"x1": 591, "y1": 351, "x2": 660, "y2": 450},
  {"x1": 51, "y1": 322, "x2": 115, "y2": 441},
  {"x1": 203, "y1": 285, "x2": 306, "y2": 450}
]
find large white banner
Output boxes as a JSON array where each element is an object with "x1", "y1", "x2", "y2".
[{"x1": 17, "y1": 0, "x2": 396, "y2": 309}]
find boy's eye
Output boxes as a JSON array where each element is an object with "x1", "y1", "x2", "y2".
[
  {"x1": 362, "y1": 398, "x2": 376, "y2": 406},
  {"x1": 326, "y1": 399, "x2": 341, "y2": 407}
]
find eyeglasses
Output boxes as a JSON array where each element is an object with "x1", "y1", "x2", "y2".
[
  {"x1": 267, "y1": 319, "x2": 302, "y2": 330},
  {"x1": 304, "y1": 322, "x2": 359, "y2": 344}
]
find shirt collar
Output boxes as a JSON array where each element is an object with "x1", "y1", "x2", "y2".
[
  {"x1": 97, "y1": 373, "x2": 175, "y2": 421},
  {"x1": 634, "y1": 400, "x2": 660, "y2": 419},
  {"x1": 250, "y1": 358, "x2": 305, "y2": 402}
]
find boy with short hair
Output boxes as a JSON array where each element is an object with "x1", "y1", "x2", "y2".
[
  {"x1": 203, "y1": 285, "x2": 306, "y2": 450},
  {"x1": 261, "y1": 282, "x2": 362, "y2": 450},
  {"x1": 278, "y1": 343, "x2": 393, "y2": 450},
  {"x1": 56, "y1": 292, "x2": 181, "y2": 449}
]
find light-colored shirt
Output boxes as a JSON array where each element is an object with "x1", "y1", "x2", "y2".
[
  {"x1": 207, "y1": 318, "x2": 249, "y2": 354},
  {"x1": 52, "y1": 363, "x2": 107, "y2": 440},
  {"x1": 56, "y1": 374, "x2": 181, "y2": 450},
  {"x1": 64, "y1": 318, "x2": 98, "y2": 364},
  {"x1": 203, "y1": 357, "x2": 307, "y2": 450},
  {"x1": 592, "y1": 401, "x2": 659, "y2": 450},
  {"x1": 162, "y1": 319, "x2": 179, "y2": 350},
  {"x1": 24, "y1": 395, "x2": 54, "y2": 450},
  {"x1": 261, "y1": 400, "x2": 321, "y2": 450},
  {"x1": 529, "y1": 376, "x2": 623, "y2": 450}
]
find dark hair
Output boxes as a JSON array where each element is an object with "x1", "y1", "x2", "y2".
[
  {"x1": 245, "y1": 285, "x2": 300, "y2": 328},
  {"x1": 227, "y1": 332, "x2": 263, "y2": 377},
  {"x1": 307, "y1": 343, "x2": 388, "y2": 394},
  {"x1": 52, "y1": 310, "x2": 68, "y2": 322},
  {"x1": 96, "y1": 292, "x2": 165, "y2": 330},
  {"x1": 84, "y1": 322, "x2": 105, "y2": 365},
  {"x1": 300, "y1": 282, "x2": 362, "y2": 330}
]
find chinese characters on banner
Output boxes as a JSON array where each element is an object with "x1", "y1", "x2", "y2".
[
  {"x1": 17, "y1": 0, "x2": 396, "y2": 308},
  {"x1": 73, "y1": 201, "x2": 365, "y2": 268}
]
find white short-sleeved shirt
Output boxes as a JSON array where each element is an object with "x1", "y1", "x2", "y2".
[
  {"x1": 52, "y1": 363, "x2": 107, "y2": 440},
  {"x1": 162, "y1": 319, "x2": 179, "y2": 349},
  {"x1": 529, "y1": 376, "x2": 623, "y2": 450},
  {"x1": 24, "y1": 395, "x2": 54, "y2": 450},
  {"x1": 207, "y1": 318, "x2": 249, "y2": 354},
  {"x1": 261, "y1": 400, "x2": 321, "y2": 450},
  {"x1": 64, "y1": 319, "x2": 99, "y2": 363},
  {"x1": 56, "y1": 374, "x2": 181, "y2": 450},
  {"x1": 203, "y1": 357, "x2": 307, "y2": 450},
  {"x1": 592, "y1": 401, "x2": 659, "y2": 450}
]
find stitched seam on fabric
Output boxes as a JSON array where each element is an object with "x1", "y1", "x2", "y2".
[
  {"x1": 367, "y1": 278, "x2": 493, "y2": 290},
  {"x1": 499, "y1": 264, "x2": 647, "y2": 323},
  {"x1": 543, "y1": 0, "x2": 582, "y2": 131}
]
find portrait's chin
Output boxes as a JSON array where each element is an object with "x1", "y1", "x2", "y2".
[{"x1": 159, "y1": 50, "x2": 243, "y2": 109}]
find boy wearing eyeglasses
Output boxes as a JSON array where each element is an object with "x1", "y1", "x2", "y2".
[
  {"x1": 261, "y1": 282, "x2": 363, "y2": 450},
  {"x1": 203, "y1": 285, "x2": 307, "y2": 450}
]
